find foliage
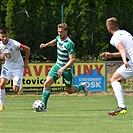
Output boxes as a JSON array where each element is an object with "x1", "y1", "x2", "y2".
[{"x1": 0, "y1": 0, "x2": 133, "y2": 62}]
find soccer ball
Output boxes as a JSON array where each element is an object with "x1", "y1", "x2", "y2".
[{"x1": 32, "y1": 100, "x2": 45, "y2": 112}]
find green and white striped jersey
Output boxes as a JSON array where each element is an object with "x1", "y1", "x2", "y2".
[{"x1": 56, "y1": 35, "x2": 75, "y2": 68}]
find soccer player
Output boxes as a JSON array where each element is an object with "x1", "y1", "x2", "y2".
[
  {"x1": 40, "y1": 23, "x2": 88, "y2": 111},
  {"x1": 0, "y1": 28, "x2": 30, "y2": 111},
  {"x1": 100, "y1": 17, "x2": 133, "y2": 115}
]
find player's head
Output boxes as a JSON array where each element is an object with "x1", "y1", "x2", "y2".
[
  {"x1": 0, "y1": 28, "x2": 9, "y2": 44},
  {"x1": 57, "y1": 23, "x2": 68, "y2": 40},
  {"x1": 106, "y1": 17, "x2": 119, "y2": 34}
]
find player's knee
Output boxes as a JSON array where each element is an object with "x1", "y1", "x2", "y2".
[
  {"x1": 110, "y1": 76, "x2": 117, "y2": 83},
  {"x1": 13, "y1": 86, "x2": 19, "y2": 93},
  {"x1": 0, "y1": 83, "x2": 6, "y2": 89},
  {"x1": 44, "y1": 81, "x2": 51, "y2": 89},
  {"x1": 66, "y1": 87, "x2": 76, "y2": 94},
  {"x1": 66, "y1": 89, "x2": 73, "y2": 94},
  {"x1": 110, "y1": 77, "x2": 120, "y2": 83}
]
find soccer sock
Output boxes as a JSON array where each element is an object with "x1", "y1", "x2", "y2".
[
  {"x1": 111, "y1": 81, "x2": 125, "y2": 108},
  {"x1": 18, "y1": 84, "x2": 23, "y2": 92},
  {"x1": 75, "y1": 85, "x2": 85, "y2": 92},
  {"x1": 0, "y1": 89, "x2": 5, "y2": 106},
  {"x1": 42, "y1": 89, "x2": 51, "y2": 109}
]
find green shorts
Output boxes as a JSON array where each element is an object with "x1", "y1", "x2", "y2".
[{"x1": 48, "y1": 64, "x2": 74, "y2": 88}]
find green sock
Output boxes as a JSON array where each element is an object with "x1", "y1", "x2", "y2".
[
  {"x1": 42, "y1": 89, "x2": 51, "y2": 109},
  {"x1": 75, "y1": 85, "x2": 85, "y2": 92}
]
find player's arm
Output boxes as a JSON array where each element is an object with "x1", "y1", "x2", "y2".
[
  {"x1": 117, "y1": 42, "x2": 130, "y2": 69},
  {"x1": 20, "y1": 44, "x2": 30, "y2": 68},
  {"x1": 40, "y1": 39, "x2": 56, "y2": 49},
  {"x1": 57, "y1": 54, "x2": 75, "y2": 77},
  {"x1": 100, "y1": 52, "x2": 121, "y2": 60},
  {"x1": 62, "y1": 54, "x2": 75, "y2": 70}
]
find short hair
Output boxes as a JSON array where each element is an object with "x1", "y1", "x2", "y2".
[
  {"x1": 106, "y1": 17, "x2": 119, "y2": 30},
  {"x1": 0, "y1": 28, "x2": 8, "y2": 34},
  {"x1": 57, "y1": 23, "x2": 68, "y2": 30}
]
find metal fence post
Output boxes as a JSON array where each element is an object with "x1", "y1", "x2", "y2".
[{"x1": 61, "y1": 4, "x2": 64, "y2": 23}]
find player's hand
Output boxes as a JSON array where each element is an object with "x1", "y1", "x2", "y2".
[
  {"x1": 0, "y1": 54, "x2": 4, "y2": 61},
  {"x1": 40, "y1": 43, "x2": 47, "y2": 49},
  {"x1": 124, "y1": 62, "x2": 130, "y2": 69},
  {"x1": 24, "y1": 61, "x2": 28, "y2": 68},
  {"x1": 100, "y1": 52, "x2": 112, "y2": 60},
  {"x1": 57, "y1": 69, "x2": 63, "y2": 77}
]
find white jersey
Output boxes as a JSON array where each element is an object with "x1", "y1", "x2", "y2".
[
  {"x1": 110, "y1": 30, "x2": 133, "y2": 62},
  {"x1": 0, "y1": 38, "x2": 24, "y2": 69}
]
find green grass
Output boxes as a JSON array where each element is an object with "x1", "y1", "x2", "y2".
[{"x1": 0, "y1": 93, "x2": 133, "y2": 133}]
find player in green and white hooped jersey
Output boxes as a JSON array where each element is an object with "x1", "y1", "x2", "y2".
[{"x1": 40, "y1": 23, "x2": 88, "y2": 111}]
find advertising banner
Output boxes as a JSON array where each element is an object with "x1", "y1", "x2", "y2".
[
  {"x1": 6, "y1": 63, "x2": 64, "y2": 88},
  {"x1": 6, "y1": 62, "x2": 106, "y2": 92},
  {"x1": 74, "y1": 63, "x2": 106, "y2": 92}
]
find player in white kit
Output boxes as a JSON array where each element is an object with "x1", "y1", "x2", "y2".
[
  {"x1": 0, "y1": 28, "x2": 30, "y2": 111},
  {"x1": 100, "y1": 17, "x2": 133, "y2": 115}
]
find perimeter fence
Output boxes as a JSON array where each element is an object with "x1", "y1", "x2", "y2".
[{"x1": 0, "y1": 4, "x2": 133, "y2": 62}]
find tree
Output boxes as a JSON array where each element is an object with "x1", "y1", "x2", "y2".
[
  {"x1": 0, "y1": 0, "x2": 8, "y2": 28},
  {"x1": 1, "y1": 0, "x2": 133, "y2": 61}
]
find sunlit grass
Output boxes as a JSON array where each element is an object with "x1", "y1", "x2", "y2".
[{"x1": 0, "y1": 94, "x2": 133, "y2": 133}]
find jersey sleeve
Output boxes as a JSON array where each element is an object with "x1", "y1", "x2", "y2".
[
  {"x1": 65, "y1": 41, "x2": 75, "y2": 55},
  {"x1": 110, "y1": 36, "x2": 121, "y2": 48},
  {"x1": 13, "y1": 40, "x2": 21, "y2": 49},
  {"x1": 13, "y1": 40, "x2": 25, "y2": 50},
  {"x1": 56, "y1": 36, "x2": 60, "y2": 42}
]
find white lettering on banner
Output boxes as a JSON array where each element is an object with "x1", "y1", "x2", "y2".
[
  {"x1": 80, "y1": 81, "x2": 101, "y2": 88},
  {"x1": 79, "y1": 78, "x2": 102, "y2": 82},
  {"x1": 87, "y1": 82, "x2": 101, "y2": 88}
]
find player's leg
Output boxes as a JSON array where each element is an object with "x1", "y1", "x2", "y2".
[
  {"x1": 0, "y1": 66, "x2": 11, "y2": 110},
  {"x1": 0, "y1": 90, "x2": 5, "y2": 111},
  {"x1": 66, "y1": 83, "x2": 88, "y2": 95},
  {"x1": 12, "y1": 68, "x2": 23, "y2": 94},
  {"x1": 108, "y1": 72, "x2": 127, "y2": 115},
  {"x1": 75, "y1": 82, "x2": 88, "y2": 96},
  {"x1": 12, "y1": 78, "x2": 22, "y2": 94},
  {"x1": 108, "y1": 62, "x2": 133, "y2": 115},
  {"x1": 17, "y1": 84, "x2": 23, "y2": 95},
  {"x1": 42, "y1": 76, "x2": 54, "y2": 110},
  {"x1": 0, "y1": 78, "x2": 8, "y2": 111},
  {"x1": 63, "y1": 69, "x2": 88, "y2": 96},
  {"x1": 42, "y1": 64, "x2": 59, "y2": 110}
]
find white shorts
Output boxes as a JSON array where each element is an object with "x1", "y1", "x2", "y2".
[
  {"x1": 1, "y1": 66, "x2": 23, "y2": 87},
  {"x1": 116, "y1": 61, "x2": 133, "y2": 79}
]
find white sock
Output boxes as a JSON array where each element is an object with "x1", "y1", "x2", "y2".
[
  {"x1": 111, "y1": 81, "x2": 125, "y2": 108},
  {"x1": 0, "y1": 89, "x2": 5, "y2": 106}
]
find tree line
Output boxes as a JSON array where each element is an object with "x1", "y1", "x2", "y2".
[{"x1": 0, "y1": 0, "x2": 133, "y2": 62}]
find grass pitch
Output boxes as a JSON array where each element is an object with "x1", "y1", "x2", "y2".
[{"x1": 0, "y1": 93, "x2": 133, "y2": 133}]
